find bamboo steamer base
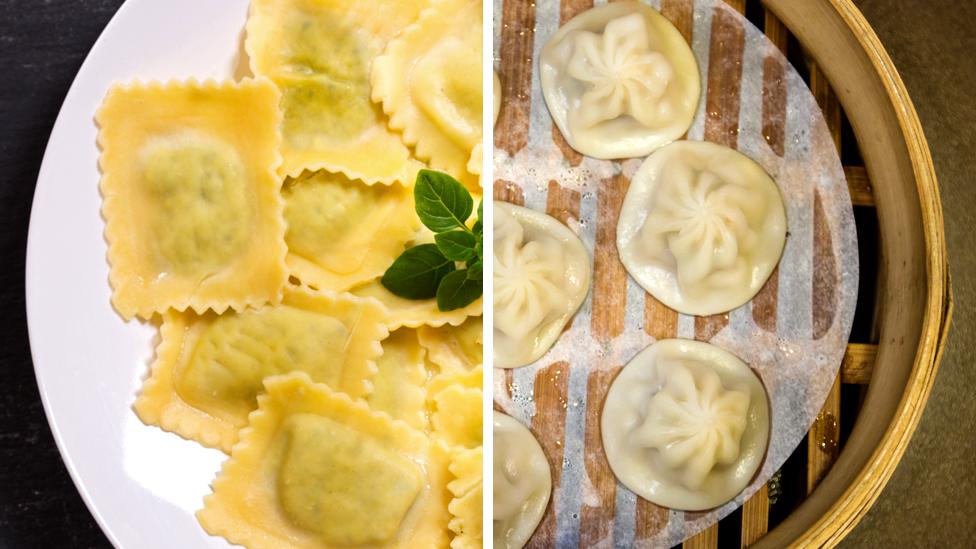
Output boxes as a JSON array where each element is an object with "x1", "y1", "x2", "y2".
[
  {"x1": 755, "y1": 0, "x2": 951, "y2": 546},
  {"x1": 493, "y1": 0, "x2": 950, "y2": 547}
]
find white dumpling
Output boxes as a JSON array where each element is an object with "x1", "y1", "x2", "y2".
[
  {"x1": 493, "y1": 70, "x2": 501, "y2": 126},
  {"x1": 539, "y1": 2, "x2": 700, "y2": 159},
  {"x1": 602, "y1": 339, "x2": 770, "y2": 511},
  {"x1": 493, "y1": 411, "x2": 551, "y2": 549},
  {"x1": 493, "y1": 201, "x2": 591, "y2": 368},
  {"x1": 617, "y1": 141, "x2": 787, "y2": 315}
]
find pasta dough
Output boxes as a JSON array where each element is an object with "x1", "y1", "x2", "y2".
[
  {"x1": 372, "y1": 0, "x2": 482, "y2": 190},
  {"x1": 602, "y1": 339, "x2": 770, "y2": 511},
  {"x1": 366, "y1": 328, "x2": 428, "y2": 430},
  {"x1": 448, "y1": 447, "x2": 483, "y2": 549},
  {"x1": 97, "y1": 78, "x2": 287, "y2": 320},
  {"x1": 539, "y1": 2, "x2": 700, "y2": 159},
  {"x1": 133, "y1": 286, "x2": 387, "y2": 453},
  {"x1": 493, "y1": 412, "x2": 551, "y2": 549},
  {"x1": 198, "y1": 372, "x2": 451, "y2": 548},
  {"x1": 350, "y1": 278, "x2": 483, "y2": 330},
  {"x1": 493, "y1": 201, "x2": 591, "y2": 368},
  {"x1": 246, "y1": 0, "x2": 427, "y2": 182},
  {"x1": 617, "y1": 141, "x2": 787, "y2": 316},
  {"x1": 283, "y1": 169, "x2": 419, "y2": 292},
  {"x1": 418, "y1": 316, "x2": 484, "y2": 374}
]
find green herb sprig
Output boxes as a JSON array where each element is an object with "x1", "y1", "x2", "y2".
[{"x1": 381, "y1": 170, "x2": 483, "y2": 311}]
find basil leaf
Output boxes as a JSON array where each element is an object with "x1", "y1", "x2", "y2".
[
  {"x1": 466, "y1": 259, "x2": 483, "y2": 281},
  {"x1": 436, "y1": 269, "x2": 482, "y2": 311},
  {"x1": 414, "y1": 170, "x2": 473, "y2": 233},
  {"x1": 472, "y1": 220, "x2": 482, "y2": 237},
  {"x1": 435, "y1": 231, "x2": 477, "y2": 261},
  {"x1": 477, "y1": 200, "x2": 483, "y2": 225},
  {"x1": 381, "y1": 244, "x2": 454, "y2": 299}
]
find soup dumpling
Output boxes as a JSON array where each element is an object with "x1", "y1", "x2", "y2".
[
  {"x1": 493, "y1": 411, "x2": 551, "y2": 549},
  {"x1": 493, "y1": 202, "x2": 590, "y2": 368},
  {"x1": 602, "y1": 339, "x2": 770, "y2": 510},
  {"x1": 617, "y1": 141, "x2": 787, "y2": 316},
  {"x1": 539, "y1": 2, "x2": 700, "y2": 159}
]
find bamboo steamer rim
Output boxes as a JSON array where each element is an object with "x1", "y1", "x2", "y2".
[{"x1": 756, "y1": 0, "x2": 952, "y2": 547}]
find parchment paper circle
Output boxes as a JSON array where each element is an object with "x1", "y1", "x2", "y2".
[{"x1": 492, "y1": 0, "x2": 858, "y2": 546}]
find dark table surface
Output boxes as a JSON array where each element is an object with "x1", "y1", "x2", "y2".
[{"x1": 0, "y1": 1, "x2": 972, "y2": 548}]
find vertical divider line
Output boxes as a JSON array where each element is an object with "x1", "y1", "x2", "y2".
[{"x1": 483, "y1": 0, "x2": 497, "y2": 546}]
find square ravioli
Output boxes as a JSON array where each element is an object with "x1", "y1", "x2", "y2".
[
  {"x1": 198, "y1": 372, "x2": 451, "y2": 549},
  {"x1": 133, "y1": 286, "x2": 387, "y2": 452},
  {"x1": 372, "y1": 0, "x2": 483, "y2": 190},
  {"x1": 245, "y1": 0, "x2": 428, "y2": 183},
  {"x1": 284, "y1": 169, "x2": 420, "y2": 292},
  {"x1": 97, "y1": 78, "x2": 287, "y2": 320}
]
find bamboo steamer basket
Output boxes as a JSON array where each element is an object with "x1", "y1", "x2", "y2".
[
  {"x1": 492, "y1": 0, "x2": 951, "y2": 547},
  {"x1": 753, "y1": 0, "x2": 952, "y2": 547}
]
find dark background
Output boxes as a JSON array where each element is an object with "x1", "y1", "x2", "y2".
[{"x1": 0, "y1": 1, "x2": 972, "y2": 548}]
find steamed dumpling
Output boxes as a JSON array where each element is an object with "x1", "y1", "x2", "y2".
[
  {"x1": 539, "y1": 2, "x2": 700, "y2": 159},
  {"x1": 617, "y1": 141, "x2": 787, "y2": 316},
  {"x1": 493, "y1": 411, "x2": 551, "y2": 549},
  {"x1": 602, "y1": 339, "x2": 770, "y2": 511},
  {"x1": 493, "y1": 201, "x2": 591, "y2": 368}
]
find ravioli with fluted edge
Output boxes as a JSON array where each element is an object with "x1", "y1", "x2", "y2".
[
  {"x1": 540, "y1": 1, "x2": 700, "y2": 159},
  {"x1": 372, "y1": 0, "x2": 482, "y2": 190},
  {"x1": 245, "y1": 0, "x2": 429, "y2": 183},
  {"x1": 493, "y1": 411, "x2": 551, "y2": 549},
  {"x1": 493, "y1": 201, "x2": 591, "y2": 368},
  {"x1": 133, "y1": 285, "x2": 387, "y2": 453},
  {"x1": 350, "y1": 278, "x2": 483, "y2": 330},
  {"x1": 616, "y1": 141, "x2": 787, "y2": 315},
  {"x1": 198, "y1": 372, "x2": 452, "y2": 549},
  {"x1": 283, "y1": 168, "x2": 420, "y2": 292},
  {"x1": 418, "y1": 316, "x2": 483, "y2": 374},
  {"x1": 602, "y1": 339, "x2": 771, "y2": 511},
  {"x1": 366, "y1": 328, "x2": 428, "y2": 430},
  {"x1": 97, "y1": 78, "x2": 287, "y2": 320},
  {"x1": 448, "y1": 447, "x2": 483, "y2": 549}
]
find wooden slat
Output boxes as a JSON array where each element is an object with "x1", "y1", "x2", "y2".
[
  {"x1": 844, "y1": 165, "x2": 875, "y2": 206},
  {"x1": 591, "y1": 174, "x2": 630, "y2": 342},
  {"x1": 685, "y1": 523, "x2": 720, "y2": 549},
  {"x1": 808, "y1": 376, "x2": 842, "y2": 491},
  {"x1": 495, "y1": 0, "x2": 536, "y2": 156},
  {"x1": 579, "y1": 368, "x2": 621, "y2": 546},
  {"x1": 493, "y1": 179, "x2": 525, "y2": 205},
  {"x1": 525, "y1": 362, "x2": 570, "y2": 548},
  {"x1": 741, "y1": 484, "x2": 770, "y2": 548},
  {"x1": 841, "y1": 343, "x2": 877, "y2": 384}
]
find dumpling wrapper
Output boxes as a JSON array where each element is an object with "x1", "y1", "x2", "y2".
[
  {"x1": 493, "y1": 201, "x2": 591, "y2": 368},
  {"x1": 617, "y1": 140, "x2": 787, "y2": 316},
  {"x1": 602, "y1": 339, "x2": 770, "y2": 511},
  {"x1": 493, "y1": 411, "x2": 551, "y2": 549},
  {"x1": 539, "y1": 1, "x2": 700, "y2": 159}
]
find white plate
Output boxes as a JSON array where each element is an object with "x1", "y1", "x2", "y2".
[{"x1": 26, "y1": 1, "x2": 252, "y2": 547}]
